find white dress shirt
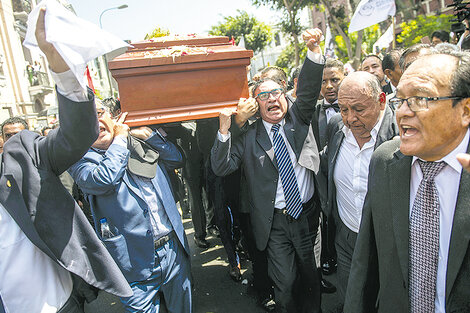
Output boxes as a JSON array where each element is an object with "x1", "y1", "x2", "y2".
[
  {"x1": 0, "y1": 69, "x2": 83, "y2": 313},
  {"x1": 261, "y1": 119, "x2": 314, "y2": 208},
  {"x1": 324, "y1": 101, "x2": 338, "y2": 124},
  {"x1": 334, "y1": 112, "x2": 384, "y2": 233},
  {"x1": 409, "y1": 128, "x2": 470, "y2": 313}
]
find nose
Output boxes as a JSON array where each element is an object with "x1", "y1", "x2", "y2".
[
  {"x1": 325, "y1": 80, "x2": 333, "y2": 89},
  {"x1": 396, "y1": 99, "x2": 414, "y2": 119}
]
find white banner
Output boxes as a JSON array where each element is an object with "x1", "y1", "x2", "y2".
[
  {"x1": 324, "y1": 25, "x2": 336, "y2": 58},
  {"x1": 349, "y1": 0, "x2": 396, "y2": 33},
  {"x1": 373, "y1": 25, "x2": 394, "y2": 51}
]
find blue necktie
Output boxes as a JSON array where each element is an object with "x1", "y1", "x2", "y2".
[{"x1": 271, "y1": 124, "x2": 303, "y2": 219}]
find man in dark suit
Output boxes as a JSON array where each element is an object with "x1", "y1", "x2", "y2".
[
  {"x1": 312, "y1": 58, "x2": 345, "y2": 288},
  {"x1": 321, "y1": 71, "x2": 398, "y2": 306},
  {"x1": 211, "y1": 29, "x2": 324, "y2": 313},
  {"x1": 344, "y1": 51, "x2": 470, "y2": 312},
  {"x1": 0, "y1": 9, "x2": 131, "y2": 313}
]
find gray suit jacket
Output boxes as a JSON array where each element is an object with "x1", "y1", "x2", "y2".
[
  {"x1": 211, "y1": 57, "x2": 323, "y2": 250},
  {"x1": 320, "y1": 105, "x2": 398, "y2": 218},
  {"x1": 0, "y1": 90, "x2": 132, "y2": 311},
  {"x1": 344, "y1": 139, "x2": 470, "y2": 313}
]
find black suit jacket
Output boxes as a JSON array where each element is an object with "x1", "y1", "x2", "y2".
[
  {"x1": 211, "y1": 57, "x2": 323, "y2": 250},
  {"x1": 320, "y1": 105, "x2": 398, "y2": 218},
  {"x1": 0, "y1": 90, "x2": 132, "y2": 310},
  {"x1": 344, "y1": 139, "x2": 470, "y2": 313}
]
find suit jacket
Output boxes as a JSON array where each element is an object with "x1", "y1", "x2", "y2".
[
  {"x1": 321, "y1": 105, "x2": 399, "y2": 218},
  {"x1": 211, "y1": 57, "x2": 324, "y2": 250},
  {"x1": 312, "y1": 99, "x2": 339, "y2": 151},
  {"x1": 69, "y1": 132, "x2": 188, "y2": 282},
  {"x1": 344, "y1": 139, "x2": 470, "y2": 313},
  {"x1": 0, "y1": 90, "x2": 132, "y2": 309}
]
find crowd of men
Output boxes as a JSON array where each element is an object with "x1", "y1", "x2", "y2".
[{"x1": 1, "y1": 7, "x2": 470, "y2": 313}]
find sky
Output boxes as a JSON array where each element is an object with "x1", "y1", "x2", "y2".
[{"x1": 66, "y1": 0, "x2": 284, "y2": 42}]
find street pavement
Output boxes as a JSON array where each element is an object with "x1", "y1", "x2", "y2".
[{"x1": 85, "y1": 217, "x2": 343, "y2": 313}]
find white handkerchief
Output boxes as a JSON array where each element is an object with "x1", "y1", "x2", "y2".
[{"x1": 23, "y1": 0, "x2": 130, "y2": 89}]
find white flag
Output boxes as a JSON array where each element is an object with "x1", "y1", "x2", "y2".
[
  {"x1": 349, "y1": 0, "x2": 396, "y2": 33},
  {"x1": 324, "y1": 25, "x2": 336, "y2": 58},
  {"x1": 373, "y1": 25, "x2": 394, "y2": 51}
]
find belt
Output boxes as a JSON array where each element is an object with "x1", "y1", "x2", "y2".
[
  {"x1": 154, "y1": 230, "x2": 176, "y2": 250},
  {"x1": 274, "y1": 197, "x2": 315, "y2": 221}
]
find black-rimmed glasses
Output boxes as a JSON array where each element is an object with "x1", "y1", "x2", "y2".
[
  {"x1": 255, "y1": 88, "x2": 283, "y2": 101},
  {"x1": 390, "y1": 96, "x2": 466, "y2": 112}
]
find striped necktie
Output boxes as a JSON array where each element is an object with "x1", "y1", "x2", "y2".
[
  {"x1": 271, "y1": 124, "x2": 303, "y2": 219},
  {"x1": 409, "y1": 160, "x2": 446, "y2": 313}
]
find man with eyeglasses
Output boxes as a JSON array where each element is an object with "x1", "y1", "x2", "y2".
[
  {"x1": 344, "y1": 50, "x2": 470, "y2": 313},
  {"x1": 211, "y1": 29, "x2": 324, "y2": 313}
]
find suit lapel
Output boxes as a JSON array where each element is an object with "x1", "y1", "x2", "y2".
[
  {"x1": 256, "y1": 121, "x2": 277, "y2": 169},
  {"x1": 329, "y1": 129, "x2": 344, "y2": 173},
  {"x1": 389, "y1": 149, "x2": 412, "y2": 285},
  {"x1": 375, "y1": 106, "x2": 397, "y2": 148},
  {"x1": 446, "y1": 145, "x2": 470, "y2": 300},
  {"x1": 283, "y1": 116, "x2": 298, "y2": 159},
  {"x1": 0, "y1": 172, "x2": 55, "y2": 261}
]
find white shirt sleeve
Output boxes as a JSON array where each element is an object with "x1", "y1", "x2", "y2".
[
  {"x1": 307, "y1": 49, "x2": 325, "y2": 65},
  {"x1": 50, "y1": 70, "x2": 88, "y2": 102},
  {"x1": 217, "y1": 130, "x2": 231, "y2": 142}
]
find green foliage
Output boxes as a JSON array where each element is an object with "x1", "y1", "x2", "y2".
[
  {"x1": 144, "y1": 27, "x2": 170, "y2": 40},
  {"x1": 333, "y1": 24, "x2": 381, "y2": 65},
  {"x1": 397, "y1": 14, "x2": 453, "y2": 47},
  {"x1": 275, "y1": 42, "x2": 308, "y2": 73},
  {"x1": 209, "y1": 10, "x2": 272, "y2": 54}
]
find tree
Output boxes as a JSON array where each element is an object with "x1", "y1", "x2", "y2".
[
  {"x1": 145, "y1": 27, "x2": 170, "y2": 40},
  {"x1": 397, "y1": 14, "x2": 453, "y2": 47},
  {"x1": 252, "y1": 0, "x2": 311, "y2": 66},
  {"x1": 209, "y1": 10, "x2": 272, "y2": 54},
  {"x1": 275, "y1": 42, "x2": 308, "y2": 73}
]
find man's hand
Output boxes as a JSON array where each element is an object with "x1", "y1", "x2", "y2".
[
  {"x1": 35, "y1": 8, "x2": 69, "y2": 73},
  {"x1": 302, "y1": 28, "x2": 323, "y2": 54},
  {"x1": 130, "y1": 126, "x2": 153, "y2": 140},
  {"x1": 457, "y1": 153, "x2": 470, "y2": 173},
  {"x1": 113, "y1": 112, "x2": 129, "y2": 138},
  {"x1": 234, "y1": 97, "x2": 258, "y2": 128},
  {"x1": 219, "y1": 108, "x2": 235, "y2": 135}
]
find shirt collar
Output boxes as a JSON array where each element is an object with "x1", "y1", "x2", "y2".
[
  {"x1": 262, "y1": 118, "x2": 285, "y2": 134},
  {"x1": 412, "y1": 128, "x2": 470, "y2": 174}
]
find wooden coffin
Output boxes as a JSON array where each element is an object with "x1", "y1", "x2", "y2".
[{"x1": 108, "y1": 35, "x2": 253, "y2": 126}]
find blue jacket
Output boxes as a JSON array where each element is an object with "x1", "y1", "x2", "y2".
[{"x1": 69, "y1": 132, "x2": 188, "y2": 282}]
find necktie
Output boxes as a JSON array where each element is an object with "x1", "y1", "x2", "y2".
[
  {"x1": 271, "y1": 124, "x2": 303, "y2": 219},
  {"x1": 409, "y1": 160, "x2": 447, "y2": 313},
  {"x1": 321, "y1": 101, "x2": 339, "y2": 112}
]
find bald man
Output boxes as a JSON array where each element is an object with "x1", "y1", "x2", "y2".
[{"x1": 320, "y1": 71, "x2": 399, "y2": 306}]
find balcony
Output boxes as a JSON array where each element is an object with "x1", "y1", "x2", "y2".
[{"x1": 28, "y1": 71, "x2": 53, "y2": 98}]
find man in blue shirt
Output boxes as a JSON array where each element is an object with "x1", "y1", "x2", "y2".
[{"x1": 69, "y1": 107, "x2": 191, "y2": 312}]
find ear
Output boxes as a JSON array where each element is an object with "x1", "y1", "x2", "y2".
[
  {"x1": 461, "y1": 98, "x2": 470, "y2": 128},
  {"x1": 384, "y1": 69, "x2": 392, "y2": 79},
  {"x1": 379, "y1": 92, "x2": 386, "y2": 110}
]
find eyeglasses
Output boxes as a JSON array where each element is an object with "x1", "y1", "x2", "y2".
[
  {"x1": 255, "y1": 88, "x2": 283, "y2": 101},
  {"x1": 389, "y1": 96, "x2": 465, "y2": 112}
]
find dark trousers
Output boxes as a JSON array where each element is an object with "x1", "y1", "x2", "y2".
[
  {"x1": 334, "y1": 216, "x2": 358, "y2": 305},
  {"x1": 267, "y1": 201, "x2": 321, "y2": 313},
  {"x1": 239, "y1": 212, "x2": 273, "y2": 298},
  {"x1": 207, "y1": 161, "x2": 240, "y2": 268}
]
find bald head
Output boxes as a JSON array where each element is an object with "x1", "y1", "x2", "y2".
[
  {"x1": 339, "y1": 71, "x2": 382, "y2": 102},
  {"x1": 338, "y1": 71, "x2": 386, "y2": 147}
]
